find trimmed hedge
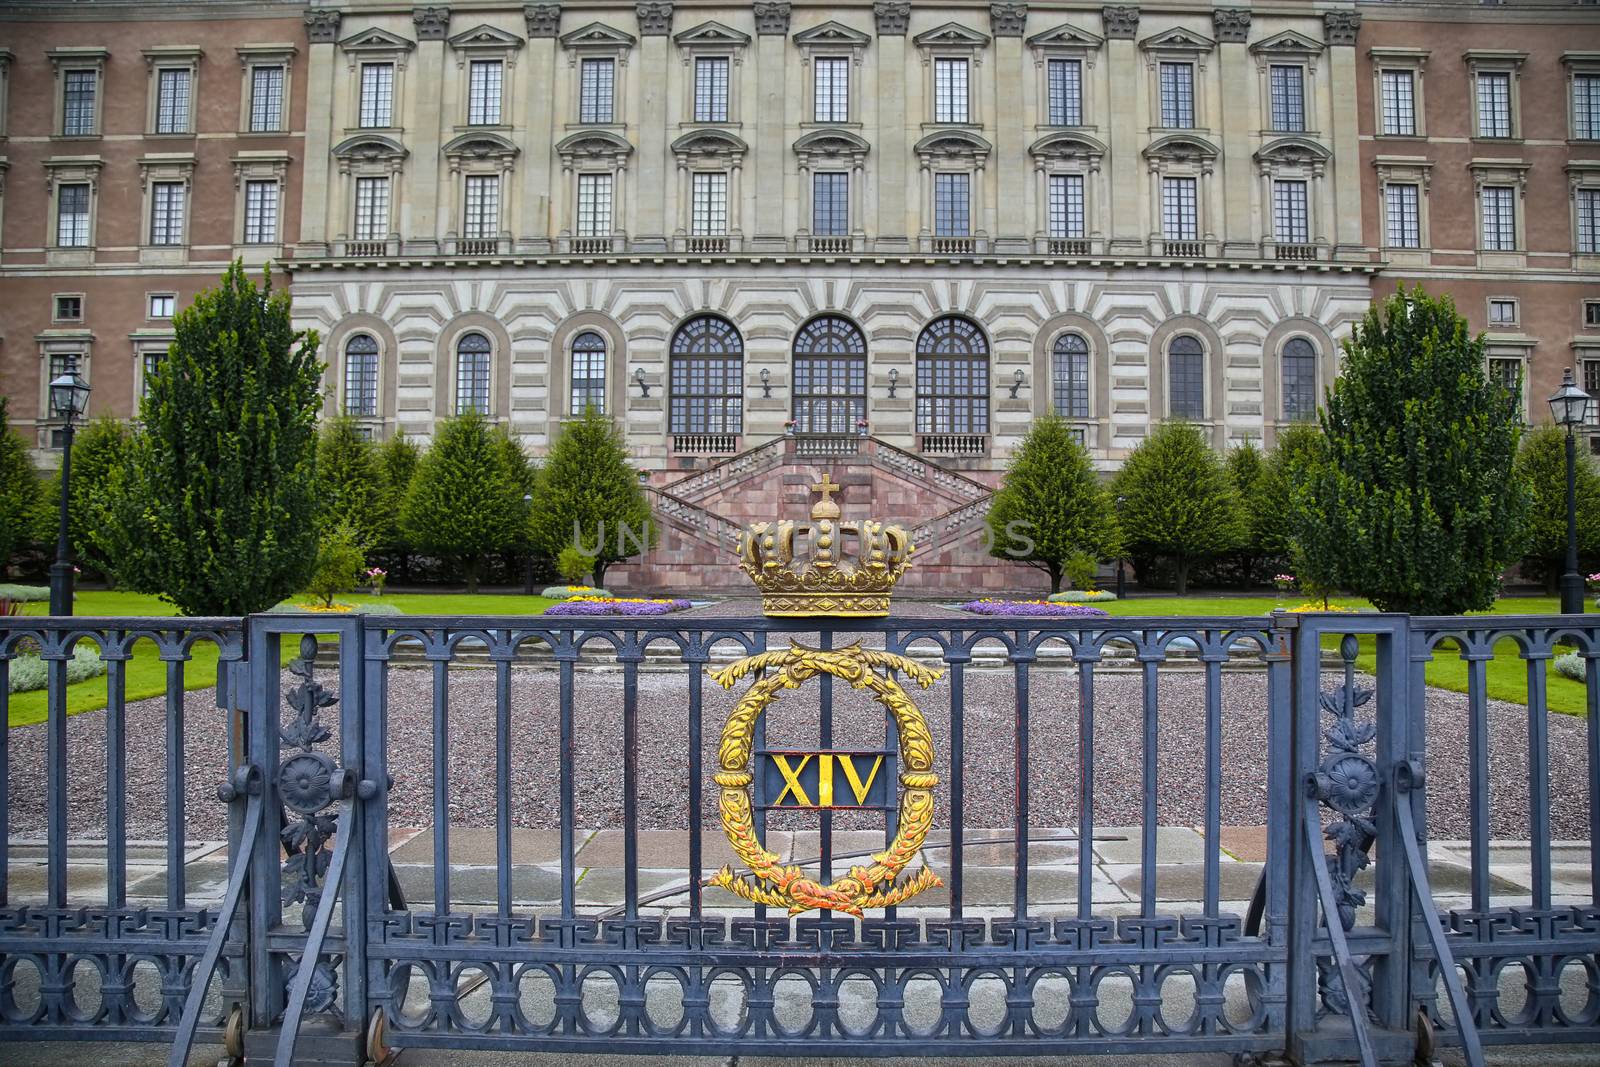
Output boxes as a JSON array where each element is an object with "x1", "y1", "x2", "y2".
[
  {"x1": 8, "y1": 645, "x2": 107, "y2": 695},
  {"x1": 0, "y1": 584, "x2": 49, "y2": 602}
]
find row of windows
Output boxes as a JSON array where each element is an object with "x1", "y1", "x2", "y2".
[
  {"x1": 51, "y1": 178, "x2": 281, "y2": 248},
  {"x1": 55, "y1": 62, "x2": 287, "y2": 137},
  {"x1": 1379, "y1": 68, "x2": 1600, "y2": 141},
  {"x1": 337, "y1": 315, "x2": 1324, "y2": 430},
  {"x1": 1381, "y1": 181, "x2": 1600, "y2": 255}
]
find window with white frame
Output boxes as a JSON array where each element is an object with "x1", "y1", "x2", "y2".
[
  {"x1": 1587, "y1": 302, "x2": 1600, "y2": 328},
  {"x1": 467, "y1": 60, "x2": 503, "y2": 125},
  {"x1": 359, "y1": 63, "x2": 395, "y2": 127},
  {"x1": 155, "y1": 69, "x2": 191, "y2": 133},
  {"x1": 580, "y1": 58, "x2": 615, "y2": 123},
  {"x1": 1047, "y1": 174, "x2": 1085, "y2": 239},
  {"x1": 1380, "y1": 70, "x2": 1416, "y2": 136},
  {"x1": 570, "y1": 330, "x2": 607, "y2": 415},
  {"x1": 455, "y1": 332, "x2": 492, "y2": 415},
  {"x1": 577, "y1": 173, "x2": 613, "y2": 236},
  {"x1": 344, "y1": 334, "x2": 379, "y2": 417},
  {"x1": 243, "y1": 180, "x2": 278, "y2": 244},
  {"x1": 1480, "y1": 185, "x2": 1515, "y2": 250},
  {"x1": 141, "y1": 351, "x2": 165, "y2": 400},
  {"x1": 1281, "y1": 337, "x2": 1317, "y2": 422},
  {"x1": 812, "y1": 172, "x2": 848, "y2": 236},
  {"x1": 1578, "y1": 188, "x2": 1599, "y2": 254},
  {"x1": 150, "y1": 182, "x2": 186, "y2": 245},
  {"x1": 694, "y1": 57, "x2": 729, "y2": 122},
  {"x1": 354, "y1": 176, "x2": 390, "y2": 239},
  {"x1": 691, "y1": 172, "x2": 728, "y2": 234},
  {"x1": 814, "y1": 57, "x2": 848, "y2": 123},
  {"x1": 1577, "y1": 74, "x2": 1600, "y2": 141},
  {"x1": 54, "y1": 295, "x2": 83, "y2": 322},
  {"x1": 1273, "y1": 180, "x2": 1309, "y2": 243},
  {"x1": 149, "y1": 293, "x2": 175, "y2": 319},
  {"x1": 934, "y1": 58, "x2": 969, "y2": 123},
  {"x1": 1385, "y1": 183, "x2": 1420, "y2": 248},
  {"x1": 63, "y1": 70, "x2": 97, "y2": 136},
  {"x1": 1052, "y1": 332, "x2": 1090, "y2": 418},
  {"x1": 1168, "y1": 334, "x2": 1205, "y2": 420},
  {"x1": 1162, "y1": 177, "x2": 1198, "y2": 241},
  {"x1": 1159, "y1": 62, "x2": 1195, "y2": 128},
  {"x1": 1476, "y1": 72, "x2": 1512, "y2": 138},
  {"x1": 463, "y1": 174, "x2": 500, "y2": 239},
  {"x1": 1047, "y1": 59, "x2": 1083, "y2": 126},
  {"x1": 1269, "y1": 65, "x2": 1305, "y2": 132},
  {"x1": 250, "y1": 65, "x2": 285, "y2": 132},
  {"x1": 1488, "y1": 356, "x2": 1522, "y2": 408},
  {"x1": 1488, "y1": 298, "x2": 1518, "y2": 325},
  {"x1": 934, "y1": 172, "x2": 970, "y2": 236},
  {"x1": 56, "y1": 183, "x2": 90, "y2": 247}
]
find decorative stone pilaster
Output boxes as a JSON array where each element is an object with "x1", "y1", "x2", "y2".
[
  {"x1": 413, "y1": 6, "x2": 451, "y2": 41},
  {"x1": 636, "y1": 1, "x2": 674, "y2": 35},
  {"x1": 874, "y1": 1, "x2": 910, "y2": 37},
  {"x1": 304, "y1": 8, "x2": 342, "y2": 44},
  {"x1": 524, "y1": 3, "x2": 561, "y2": 37},
  {"x1": 1322, "y1": 11, "x2": 1361, "y2": 47},
  {"x1": 753, "y1": 1, "x2": 790, "y2": 35},
  {"x1": 1101, "y1": 6, "x2": 1139, "y2": 40},
  {"x1": 1212, "y1": 8, "x2": 1250, "y2": 44},
  {"x1": 990, "y1": 3, "x2": 1027, "y2": 37}
]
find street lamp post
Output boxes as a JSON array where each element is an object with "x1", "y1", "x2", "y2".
[
  {"x1": 1548, "y1": 368, "x2": 1592, "y2": 615},
  {"x1": 47, "y1": 356, "x2": 92, "y2": 617},
  {"x1": 522, "y1": 493, "x2": 536, "y2": 596},
  {"x1": 1114, "y1": 494, "x2": 1128, "y2": 600}
]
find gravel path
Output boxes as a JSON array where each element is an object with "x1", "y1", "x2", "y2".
[{"x1": 6, "y1": 650, "x2": 1591, "y2": 843}]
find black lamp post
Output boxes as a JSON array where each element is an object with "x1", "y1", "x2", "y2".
[
  {"x1": 522, "y1": 493, "x2": 536, "y2": 595},
  {"x1": 47, "y1": 356, "x2": 92, "y2": 617},
  {"x1": 1549, "y1": 368, "x2": 1592, "y2": 615},
  {"x1": 1114, "y1": 494, "x2": 1128, "y2": 600}
]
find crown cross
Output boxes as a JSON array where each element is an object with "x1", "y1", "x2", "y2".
[{"x1": 810, "y1": 473, "x2": 842, "y2": 520}]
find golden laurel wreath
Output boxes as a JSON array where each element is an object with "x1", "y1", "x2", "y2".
[{"x1": 707, "y1": 642, "x2": 945, "y2": 916}]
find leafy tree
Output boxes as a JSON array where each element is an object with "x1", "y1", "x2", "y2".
[
  {"x1": 1225, "y1": 440, "x2": 1267, "y2": 585},
  {"x1": 314, "y1": 416, "x2": 385, "y2": 546},
  {"x1": 986, "y1": 415, "x2": 1121, "y2": 592},
  {"x1": 1112, "y1": 420, "x2": 1245, "y2": 596},
  {"x1": 94, "y1": 262, "x2": 323, "y2": 615},
  {"x1": 1514, "y1": 424, "x2": 1600, "y2": 593},
  {"x1": 1292, "y1": 286, "x2": 1527, "y2": 614},
  {"x1": 529, "y1": 408, "x2": 653, "y2": 587},
  {"x1": 1249, "y1": 425, "x2": 1324, "y2": 568},
  {"x1": 0, "y1": 397, "x2": 39, "y2": 572},
  {"x1": 303, "y1": 521, "x2": 366, "y2": 608},
  {"x1": 401, "y1": 410, "x2": 526, "y2": 593},
  {"x1": 374, "y1": 433, "x2": 421, "y2": 571},
  {"x1": 30, "y1": 417, "x2": 132, "y2": 581},
  {"x1": 496, "y1": 426, "x2": 538, "y2": 556}
]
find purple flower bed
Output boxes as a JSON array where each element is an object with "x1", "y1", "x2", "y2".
[
  {"x1": 544, "y1": 598, "x2": 692, "y2": 617},
  {"x1": 957, "y1": 599, "x2": 1110, "y2": 618}
]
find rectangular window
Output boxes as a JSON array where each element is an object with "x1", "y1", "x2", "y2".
[
  {"x1": 1578, "y1": 188, "x2": 1600, "y2": 254},
  {"x1": 150, "y1": 182, "x2": 186, "y2": 245},
  {"x1": 1053, "y1": 345, "x2": 1089, "y2": 418},
  {"x1": 812, "y1": 171, "x2": 848, "y2": 236},
  {"x1": 934, "y1": 58, "x2": 969, "y2": 123},
  {"x1": 1273, "y1": 180, "x2": 1309, "y2": 243},
  {"x1": 54, "y1": 295, "x2": 83, "y2": 322},
  {"x1": 1488, "y1": 298, "x2": 1518, "y2": 325},
  {"x1": 915, "y1": 356, "x2": 989, "y2": 435},
  {"x1": 933, "y1": 172, "x2": 970, "y2": 236},
  {"x1": 63, "y1": 70, "x2": 97, "y2": 135},
  {"x1": 669, "y1": 355, "x2": 743, "y2": 435},
  {"x1": 1480, "y1": 185, "x2": 1515, "y2": 250},
  {"x1": 463, "y1": 174, "x2": 500, "y2": 239},
  {"x1": 694, "y1": 57, "x2": 730, "y2": 122},
  {"x1": 250, "y1": 65, "x2": 285, "y2": 132},
  {"x1": 243, "y1": 180, "x2": 279, "y2": 244},
  {"x1": 155, "y1": 69, "x2": 191, "y2": 133},
  {"x1": 1159, "y1": 62, "x2": 1195, "y2": 128},
  {"x1": 1385, "y1": 183, "x2": 1420, "y2": 248},
  {"x1": 142, "y1": 352, "x2": 164, "y2": 400},
  {"x1": 1476, "y1": 72, "x2": 1512, "y2": 138},
  {"x1": 1488, "y1": 357, "x2": 1523, "y2": 407},
  {"x1": 1169, "y1": 350, "x2": 1205, "y2": 420},
  {"x1": 345, "y1": 351, "x2": 378, "y2": 417},
  {"x1": 691, "y1": 171, "x2": 728, "y2": 234},
  {"x1": 814, "y1": 57, "x2": 848, "y2": 123},
  {"x1": 56, "y1": 183, "x2": 91, "y2": 247},
  {"x1": 1281, "y1": 347, "x2": 1317, "y2": 423},
  {"x1": 1587, "y1": 302, "x2": 1600, "y2": 328},
  {"x1": 1577, "y1": 74, "x2": 1600, "y2": 140},
  {"x1": 1380, "y1": 70, "x2": 1416, "y2": 136},
  {"x1": 1047, "y1": 174, "x2": 1085, "y2": 239},
  {"x1": 467, "y1": 60, "x2": 503, "y2": 125},
  {"x1": 456, "y1": 353, "x2": 490, "y2": 416},
  {"x1": 577, "y1": 173, "x2": 613, "y2": 236},
  {"x1": 579, "y1": 58, "x2": 615, "y2": 124},
  {"x1": 149, "y1": 293, "x2": 175, "y2": 319},
  {"x1": 359, "y1": 62, "x2": 394, "y2": 128},
  {"x1": 1269, "y1": 65, "x2": 1305, "y2": 132},
  {"x1": 354, "y1": 176, "x2": 389, "y2": 240},
  {"x1": 1161, "y1": 176, "x2": 1198, "y2": 241},
  {"x1": 1047, "y1": 59, "x2": 1083, "y2": 126},
  {"x1": 571, "y1": 343, "x2": 606, "y2": 415}
]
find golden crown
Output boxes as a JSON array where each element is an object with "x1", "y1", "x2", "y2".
[{"x1": 737, "y1": 473, "x2": 917, "y2": 617}]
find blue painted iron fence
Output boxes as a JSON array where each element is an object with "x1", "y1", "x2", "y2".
[{"x1": 0, "y1": 611, "x2": 1594, "y2": 1065}]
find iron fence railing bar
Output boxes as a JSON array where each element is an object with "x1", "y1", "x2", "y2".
[
  {"x1": 1076, "y1": 649, "x2": 1096, "y2": 923},
  {"x1": 165, "y1": 654, "x2": 187, "y2": 911},
  {"x1": 495, "y1": 645, "x2": 514, "y2": 919},
  {"x1": 687, "y1": 638, "x2": 706, "y2": 920},
  {"x1": 1590, "y1": 656, "x2": 1600, "y2": 906},
  {"x1": 1203, "y1": 632, "x2": 1224, "y2": 918},
  {"x1": 1303, "y1": 800, "x2": 1379, "y2": 1067},
  {"x1": 1525, "y1": 646, "x2": 1553, "y2": 911},
  {"x1": 1013, "y1": 643, "x2": 1031, "y2": 919},
  {"x1": 1465, "y1": 640, "x2": 1493, "y2": 912},
  {"x1": 622, "y1": 638, "x2": 640, "y2": 920},
  {"x1": 558, "y1": 647, "x2": 577, "y2": 921},
  {"x1": 106, "y1": 642, "x2": 128, "y2": 909},
  {"x1": 948, "y1": 648, "x2": 967, "y2": 918},
  {"x1": 0, "y1": 655, "x2": 7, "y2": 906},
  {"x1": 47, "y1": 638, "x2": 69, "y2": 908},
  {"x1": 1139, "y1": 643, "x2": 1159, "y2": 916},
  {"x1": 819, "y1": 629, "x2": 834, "y2": 912},
  {"x1": 431, "y1": 646, "x2": 451, "y2": 931}
]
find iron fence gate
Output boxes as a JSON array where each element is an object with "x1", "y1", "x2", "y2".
[{"x1": 0, "y1": 611, "x2": 1596, "y2": 1065}]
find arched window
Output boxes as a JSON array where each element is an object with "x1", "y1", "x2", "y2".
[
  {"x1": 669, "y1": 315, "x2": 743, "y2": 434},
  {"x1": 792, "y1": 316, "x2": 867, "y2": 434},
  {"x1": 344, "y1": 334, "x2": 379, "y2": 417},
  {"x1": 1281, "y1": 336, "x2": 1318, "y2": 422},
  {"x1": 570, "y1": 330, "x2": 607, "y2": 415},
  {"x1": 455, "y1": 331, "x2": 492, "y2": 415},
  {"x1": 1167, "y1": 334, "x2": 1205, "y2": 420},
  {"x1": 915, "y1": 316, "x2": 990, "y2": 435},
  {"x1": 1052, "y1": 333, "x2": 1090, "y2": 418}
]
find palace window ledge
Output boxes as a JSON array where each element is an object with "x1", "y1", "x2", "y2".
[{"x1": 443, "y1": 233, "x2": 513, "y2": 257}]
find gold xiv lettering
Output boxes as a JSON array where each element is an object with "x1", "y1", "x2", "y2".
[{"x1": 771, "y1": 753, "x2": 886, "y2": 808}]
